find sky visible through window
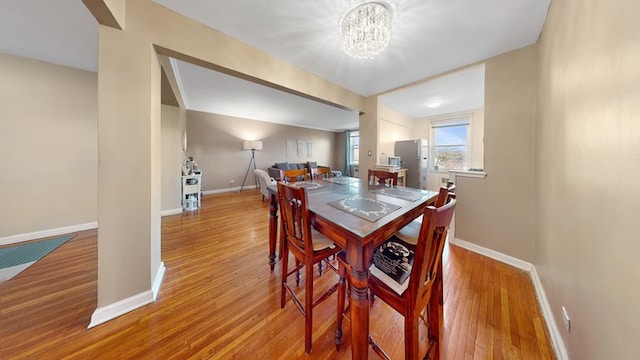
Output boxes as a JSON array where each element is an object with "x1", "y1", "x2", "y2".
[
  {"x1": 433, "y1": 124, "x2": 467, "y2": 170},
  {"x1": 435, "y1": 125, "x2": 467, "y2": 146}
]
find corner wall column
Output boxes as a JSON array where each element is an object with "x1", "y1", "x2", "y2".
[{"x1": 89, "y1": 24, "x2": 162, "y2": 327}]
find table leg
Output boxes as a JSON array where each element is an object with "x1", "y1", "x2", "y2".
[
  {"x1": 268, "y1": 192, "x2": 278, "y2": 271},
  {"x1": 347, "y1": 242, "x2": 373, "y2": 359}
]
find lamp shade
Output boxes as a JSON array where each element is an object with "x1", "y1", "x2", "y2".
[{"x1": 243, "y1": 140, "x2": 263, "y2": 150}]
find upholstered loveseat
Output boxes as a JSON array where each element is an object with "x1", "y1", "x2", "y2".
[{"x1": 267, "y1": 161, "x2": 328, "y2": 180}]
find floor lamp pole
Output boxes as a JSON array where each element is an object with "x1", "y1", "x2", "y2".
[{"x1": 240, "y1": 148, "x2": 257, "y2": 192}]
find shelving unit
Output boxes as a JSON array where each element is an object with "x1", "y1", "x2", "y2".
[{"x1": 181, "y1": 174, "x2": 201, "y2": 210}]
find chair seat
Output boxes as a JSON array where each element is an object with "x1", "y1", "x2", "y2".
[
  {"x1": 311, "y1": 228, "x2": 336, "y2": 251},
  {"x1": 395, "y1": 215, "x2": 423, "y2": 245}
]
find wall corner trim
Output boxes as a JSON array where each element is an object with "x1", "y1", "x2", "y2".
[
  {"x1": 152, "y1": 262, "x2": 165, "y2": 301},
  {"x1": 451, "y1": 237, "x2": 568, "y2": 360},
  {"x1": 161, "y1": 208, "x2": 183, "y2": 217},
  {"x1": 530, "y1": 266, "x2": 569, "y2": 360},
  {"x1": 87, "y1": 290, "x2": 154, "y2": 329}
]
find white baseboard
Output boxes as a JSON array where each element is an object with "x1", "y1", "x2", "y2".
[
  {"x1": 451, "y1": 237, "x2": 533, "y2": 272},
  {"x1": 203, "y1": 185, "x2": 257, "y2": 195},
  {"x1": 0, "y1": 222, "x2": 98, "y2": 247},
  {"x1": 87, "y1": 262, "x2": 165, "y2": 328},
  {"x1": 88, "y1": 290, "x2": 154, "y2": 329},
  {"x1": 451, "y1": 237, "x2": 567, "y2": 360},
  {"x1": 530, "y1": 266, "x2": 568, "y2": 360},
  {"x1": 161, "y1": 208, "x2": 183, "y2": 217},
  {"x1": 152, "y1": 261, "x2": 165, "y2": 301}
]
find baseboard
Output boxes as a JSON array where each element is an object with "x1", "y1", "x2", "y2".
[
  {"x1": 87, "y1": 290, "x2": 154, "y2": 329},
  {"x1": 451, "y1": 237, "x2": 533, "y2": 272},
  {"x1": 203, "y1": 185, "x2": 257, "y2": 195},
  {"x1": 152, "y1": 261, "x2": 165, "y2": 301},
  {"x1": 451, "y1": 237, "x2": 567, "y2": 360},
  {"x1": 161, "y1": 208, "x2": 183, "y2": 217},
  {"x1": 530, "y1": 266, "x2": 569, "y2": 360},
  {"x1": 0, "y1": 222, "x2": 98, "y2": 247}
]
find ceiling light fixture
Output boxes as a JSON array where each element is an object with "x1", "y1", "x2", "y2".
[
  {"x1": 426, "y1": 99, "x2": 443, "y2": 109},
  {"x1": 341, "y1": 2, "x2": 392, "y2": 60}
]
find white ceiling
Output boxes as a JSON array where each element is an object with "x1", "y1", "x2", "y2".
[{"x1": 0, "y1": 0, "x2": 550, "y2": 132}]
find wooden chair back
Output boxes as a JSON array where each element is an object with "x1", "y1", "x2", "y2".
[
  {"x1": 282, "y1": 168, "x2": 309, "y2": 183},
  {"x1": 368, "y1": 169, "x2": 398, "y2": 186},
  {"x1": 276, "y1": 181, "x2": 342, "y2": 353},
  {"x1": 339, "y1": 193, "x2": 457, "y2": 359},
  {"x1": 410, "y1": 198, "x2": 456, "y2": 317},
  {"x1": 434, "y1": 185, "x2": 456, "y2": 207},
  {"x1": 314, "y1": 167, "x2": 331, "y2": 180},
  {"x1": 277, "y1": 182, "x2": 312, "y2": 255}
]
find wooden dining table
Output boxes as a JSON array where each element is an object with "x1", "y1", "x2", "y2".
[{"x1": 267, "y1": 177, "x2": 438, "y2": 359}]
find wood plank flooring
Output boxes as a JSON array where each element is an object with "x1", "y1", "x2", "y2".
[{"x1": 0, "y1": 190, "x2": 554, "y2": 359}]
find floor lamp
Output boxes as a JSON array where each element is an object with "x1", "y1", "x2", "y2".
[{"x1": 240, "y1": 140, "x2": 263, "y2": 192}]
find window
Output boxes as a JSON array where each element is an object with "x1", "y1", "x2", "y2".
[
  {"x1": 350, "y1": 130, "x2": 360, "y2": 163},
  {"x1": 431, "y1": 119, "x2": 469, "y2": 171}
]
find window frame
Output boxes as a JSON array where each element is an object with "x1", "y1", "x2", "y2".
[{"x1": 349, "y1": 130, "x2": 360, "y2": 164}]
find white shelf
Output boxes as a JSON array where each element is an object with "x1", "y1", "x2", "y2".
[{"x1": 182, "y1": 174, "x2": 202, "y2": 210}]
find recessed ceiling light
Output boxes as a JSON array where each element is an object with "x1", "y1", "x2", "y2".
[{"x1": 426, "y1": 99, "x2": 443, "y2": 108}]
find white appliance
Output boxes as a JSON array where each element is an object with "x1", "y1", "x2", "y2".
[{"x1": 394, "y1": 139, "x2": 428, "y2": 189}]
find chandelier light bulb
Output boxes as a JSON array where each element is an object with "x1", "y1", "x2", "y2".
[{"x1": 341, "y1": 2, "x2": 392, "y2": 60}]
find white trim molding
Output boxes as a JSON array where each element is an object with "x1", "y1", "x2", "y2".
[
  {"x1": 88, "y1": 261, "x2": 165, "y2": 328},
  {"x1": 203, "y1": 185, "x2": 250, "y2": 195},
  {"x1": 0, "y1": 222, "x2": 98, "y2": 247},
  {"x1": 152, "y1": 262, "x2": 165, "y2": 301},
  {"x1": 450, "y1": 237, "x2": 568, "y2": 360},
  {"x1": 161, "y1": 208, "x2": 183, "y2": 217},
  {"x1": 88, "y1": 291, "x2": 154, "y2": 329},
  {"x1": 451, "y1": 237, "x2": 533, "y2": 272},
  {"x1": 530, "y1": 266, "x2": 569, "y2": 360},
  {"x1": 449, "y1": 169, "x2": 487, "y2": 179}
]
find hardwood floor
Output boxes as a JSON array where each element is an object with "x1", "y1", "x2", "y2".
[{"x1": 0, "y1": 190, "x2": 555, "y2": 359}]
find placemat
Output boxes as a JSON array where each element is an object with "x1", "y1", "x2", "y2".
[
  {"x1": 325, "y1": 177, "x2": 359, "y2": 185},
  {"x1": 327, "y1": 197, "x2": 401, "y2": 222},
  {"x1": 369, "y1": 187, "x2": 424, "y2": 202},
  {"x1": 290, "y1": 181, "x2": 323, "y2": 190}
]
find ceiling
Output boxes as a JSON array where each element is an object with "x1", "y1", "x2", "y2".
[{"x1": 0, "y1": 0, "x2": 550, "y2": 131}]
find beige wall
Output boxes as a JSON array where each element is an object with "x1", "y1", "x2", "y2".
[
  {"x1": 186, "y1": 111, "x2": 340, "y2": 190},
  {"x1": 378, "y1": 106, "x2": 413, "y2": 163},
  {"x1": 455, "y1": 46, "x2": 536, "y2": 262},
  {"x1": 82, "y1": 0, "x2": 366, "y2": 318},
  {"x1": 161, "y1": 105, "x2": 183, "y2": 211},
  {"x1": 0, "y1": 53, "x2": 97, "y2": 239},
  {"x1": 535, "y1": 0, "x2": 640, "y2": 358}
]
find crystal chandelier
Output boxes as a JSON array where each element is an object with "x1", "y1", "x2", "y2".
[{"x1": 341, "y1": 2, "x2": 392, "y2": 60}]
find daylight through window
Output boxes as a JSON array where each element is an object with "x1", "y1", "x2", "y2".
[
  {"x1": 431, "y1": 121, "x2": 469, "y2": 171},
  {"x1": 350, "y1": 131, "x2": 360, "y2": 163}
]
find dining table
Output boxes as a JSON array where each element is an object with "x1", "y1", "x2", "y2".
[{"x1": 267, "y1": 177, "x2": 439, "y2": 359}]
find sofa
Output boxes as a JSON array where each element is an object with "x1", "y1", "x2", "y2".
[{"x1": 267, "y1": 161, "x2": 328, "y2": 180}]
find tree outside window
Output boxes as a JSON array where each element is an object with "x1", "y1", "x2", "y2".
[{"x1": 432, "y1": 122, "x2": 468, "y2": 171}]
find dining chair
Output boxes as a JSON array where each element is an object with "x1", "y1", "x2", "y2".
[
  {"x1": 314, "y1": 166, "x2": 332, "y2": 180},
  {"x1": 335, "y1": 195, "x2": 457, "y2": 360},
  {"x1": 368, "y1": 169, "x2": 398, "y2": 186},
  {"x1": 282, "y1": 168, "x2": 309, "y2": 183},
  {"x1": 277, "y1": 182, "x2": 343, "y2": 354},
  {"x1": 395, "y1": 186, "x2": 456, "y2": 246},
  {"x1": 254, "y1": 169, "x2": 275, "y2": 201}
]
